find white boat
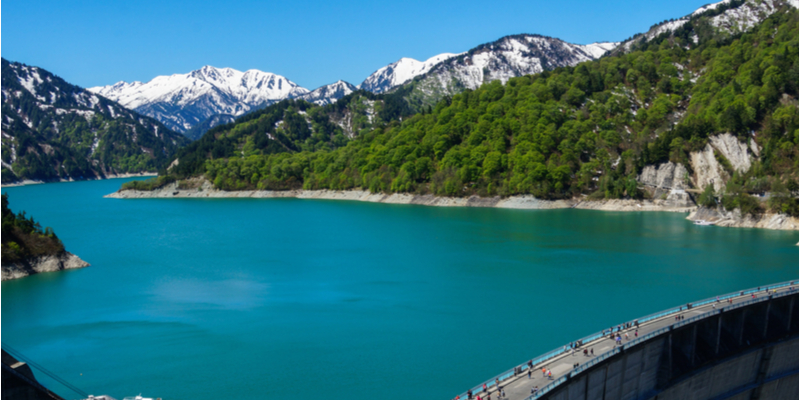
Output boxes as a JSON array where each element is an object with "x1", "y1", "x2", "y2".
[
  {"x1": 694, "y1": 220, "x2": 715, "y2": 226},
  {"x1": 122, "y1": 395, "x2": 155, "y2": 400}
]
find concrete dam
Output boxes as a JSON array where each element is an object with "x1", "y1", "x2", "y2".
[{"x1": 460, "y1": 281, "x2": 798, "y2": 400}]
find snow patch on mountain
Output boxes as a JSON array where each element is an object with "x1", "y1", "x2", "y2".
[
  {"x1": 410, "y1": 35, "x2": 620, "y2": 104},
  {"x1": 359, "y1": 53, "x2": 463, "y2": 94},
  {"x1": 620, "y1": 0, "x2": 794, "y2": 52},
  {"x1": 88, "y1": 66, "x2": 309, "y2": 133},
  {"x1": 296, "y1": 81, "x2": 357, "y2": 105},
  {"x1": 577, "y1": 42, "x2": 619, "y2": 59},
  {"x1": 710, "y1": 0, "x2": 794, "y2": 31},
  {"x1": 693, "y1": 0, "x2": 733, "y2": 15}
]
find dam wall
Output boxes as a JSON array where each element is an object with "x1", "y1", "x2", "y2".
[{"x1": 536, "y1": 291, "x2": 798, "y2": 400}]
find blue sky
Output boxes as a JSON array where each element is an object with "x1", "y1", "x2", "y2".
[{"x1": 4, "y1": 0, "x2": 717, "y2": 90}]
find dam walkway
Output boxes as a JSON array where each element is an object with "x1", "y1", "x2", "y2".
[{"x1": 455, "y1": 281, "x2": 797, "y2": 400}]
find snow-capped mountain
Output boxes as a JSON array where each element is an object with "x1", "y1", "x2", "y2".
[
  {"x1": 89, "y1": 66, "x2": 310, "y2": 133},
  {"x1": 405, "y1": 35, "x2": 619, "y2": 106},
  {"x1": 1, "y1": 58, "x2": 188, "y2": 183},
  {"x1": 358, "y1": 53, "x2": 462, "y2": 94},
  {"x1": 296, "y1": 80, "x2": 357, "y2": 105},
  {"x1": 617, "y1": 0, "x2": 798, "y2": 53}
]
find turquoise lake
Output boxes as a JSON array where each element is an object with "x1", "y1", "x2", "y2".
[{"x1": 2, "y1": 178, "x2": 797, "y2": 400}]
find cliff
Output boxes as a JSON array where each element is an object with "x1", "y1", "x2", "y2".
[{"x1": 1, "y1": 252, "x2": 89, "y2": 281}]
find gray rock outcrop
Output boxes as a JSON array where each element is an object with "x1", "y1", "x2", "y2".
[
  {"x1": 2, "y1": 252, "x2": 89, "y2": 281},
  {"x1": 637, "y1": 161, "x2": 696, "y2": 208},
  {"x1": 690, "y1": 133, "x2": 755, "y2": 192},
  {"x1": 687, "y1": 207, "x2": 799, "y2": 230}
]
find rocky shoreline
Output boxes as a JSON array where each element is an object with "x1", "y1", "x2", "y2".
[
  {"x1": 1, "y1": 252, "x2": 90, "y2": 281},
  {"x1": 687, "y1": 207, "x2": 799, "y2": 231},
  {"x1": 1, "y1": 172, "x2": 157, "y2": 188},
  {"x1": 105, "y1": 178, "x2": 800, "y2": 231},
  {"x1": 105, "y1": 178, "x2": 699, "y2": 211}
]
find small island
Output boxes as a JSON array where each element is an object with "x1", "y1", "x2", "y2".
[{"x1": 1, "y1": 194, "x2": 88, "y2": 281}]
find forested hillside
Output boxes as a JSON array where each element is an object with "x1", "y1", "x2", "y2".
[
  {"x1": 132, "y1": 8, "x2": 798, "y2": 216},
  {"x1": 1, "y1": 194, "x2": 63, "y2": 263},
  {"x1": 1, "y1": 59, "x2": 189, "y2": 184},
  {"x1": 165, "y1": 86, "x2": 414, "y2": 179}
]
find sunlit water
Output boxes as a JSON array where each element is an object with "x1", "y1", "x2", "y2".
[{"x1": 2, "y1": 178, "x2": 797, "y2": 400}]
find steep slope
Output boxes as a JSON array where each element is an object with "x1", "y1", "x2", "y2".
[
  {"x1": 124, "y1": 6, "x2": 797, "y2": 223},
  {"x1": 402, "y1": 35, "x2": 619, "y2": 108},
  {"x1": 295, "y1": 81, "x2": 357, "y2": 105},
  {"x1": 88, "y1": 66, "x2": 310, "y2": 133},
  {"x1": 358, "y1": 53, "x2": 462, "y2": 94},
  {"x1": 1, "y1": 58, "x2": 189, "y2": 184},
  {"x1": 183, "y1": 114, "x2": 237, "y2": 141},
  {"x1": 614, "y1": 0, "x2": 798, "y2": 54}
]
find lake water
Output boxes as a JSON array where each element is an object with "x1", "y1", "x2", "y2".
[{"x1": 2, "y1": 178, "x2": 797, "y2": 400}]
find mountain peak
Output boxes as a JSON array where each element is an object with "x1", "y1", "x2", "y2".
[
  {"x1": 358, "y1": 52, "x2": 463, "y2": 94},
  {"x1": 88, "y1": 66, "x2": 308, "y2": 133}
]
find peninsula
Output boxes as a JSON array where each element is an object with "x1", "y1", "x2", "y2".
[{"x1": 1, "y1": 194, "x2": 88, "y2": 281}]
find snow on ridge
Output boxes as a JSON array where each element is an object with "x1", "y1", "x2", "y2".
[
  {"x1": 578, "y1": 42, "x2": 621, "y2": 59},
  {"x1": 89, "y1": 65, "x2": 309, "y2": 112},
  {"x1": 295, "y1": 80, "x2": 356, "y2": 105},
  {"x1": 359, "y1": 52, "x2": 463, "y2": 93},
  {"x1": 693, "y1": 0, "x2": 732, "y2": 15},
  {"x1": 18, "y1": 67, "x2": 47, "y2": 101}
]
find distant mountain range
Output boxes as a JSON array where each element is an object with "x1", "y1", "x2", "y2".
[
  {"x1": 1, "y1": 58, "x2": 188, "y2": 184},
  {"x1": 88, "y1": 66, "x2": 309, "y2": 133},
  {"x1": 89, "y1": 38, "x2": 617, "y2": 138}
]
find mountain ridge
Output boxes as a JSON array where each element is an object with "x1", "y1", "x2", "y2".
[{"x1": 1, "y1": 58, "x2": 189, "y2": 184}]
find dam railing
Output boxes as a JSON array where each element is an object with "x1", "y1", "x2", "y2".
[{"x1": 454, "y1": 280, "x2": 797, "y2": 400}]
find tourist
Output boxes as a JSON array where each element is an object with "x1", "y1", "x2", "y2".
[
  {"x1": 625, "y1": 332, "x2": 629, "y2": 340},
  {"x1": 591, "y1": 348, "x2": 594, "y2": 356},
  {"x1": 501, "y1": 388, "x2": 505, "y2": 398},
  {"x1": 483, "y1": 383, "x2": 487, "y2": 393},
  {"x1": 635, "y1": 330, "x2": 638, "y2": 338},
  {"x1": 542, "y1": 367, "x2": 546, "y2": 377},
  {"x1": 468, "y1": 389, "x2": 473, "y2": 399},
  {"x1": 528, "y1": 369, "x2": 532, "y2": 379}
]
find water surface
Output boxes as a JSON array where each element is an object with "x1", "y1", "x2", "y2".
[{"x1": 2, "y1": 179, "x2": 797, "y2": 400}]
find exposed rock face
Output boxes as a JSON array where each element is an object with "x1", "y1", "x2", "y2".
[
  {"x1": 2, "y1": 252, "x2": 89, "y2": 281},
  {"x1": 637, "y1": 161, "x2": 696, "y2": 208},
  {"x1": 687, "y1": 207, "x2": 799, "y2": 230},
  {"x1": 690, "y1": 133, "x2": 755, "y2": 192},
  {"x1": 709, "y1": 134, "x2": 752, "y2": 172}
]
